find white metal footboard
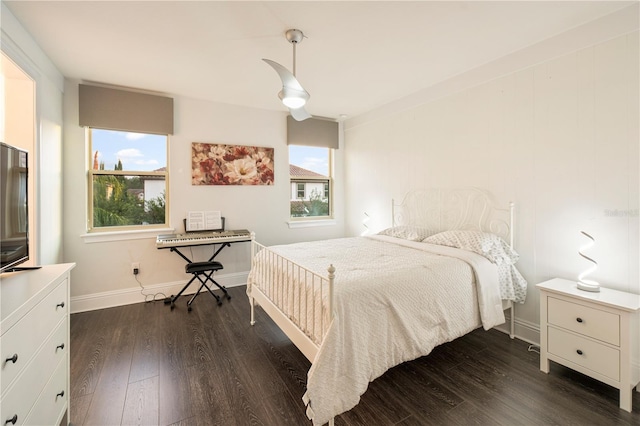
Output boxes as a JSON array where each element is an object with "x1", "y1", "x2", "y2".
[{"x1": 248, "y1": 240, "x2": 335, "y2": 363}]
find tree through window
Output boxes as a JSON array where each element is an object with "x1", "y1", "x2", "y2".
[{"x1": 88, "y1": 128, "x2": 168, "y2": 230}]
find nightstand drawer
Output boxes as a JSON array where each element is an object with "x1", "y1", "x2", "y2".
[
  {"x1": 548, "y1": 297, "x2": 619, "y2": 346},
  {"x1": 548, "y1": 327, "x2": 619, "y2": 381}
]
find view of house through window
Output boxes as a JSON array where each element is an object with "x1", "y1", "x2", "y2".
[
  {"x1": 289, "y1": 145, "x2": 331, "y2": 218},
  {"x1": 89, "y1": 128, "x2": 168, "y2": 230}
]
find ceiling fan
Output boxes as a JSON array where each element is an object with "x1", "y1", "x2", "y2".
[{"x1": 263, "y1": 29, "x2": 311, "y2": 121}]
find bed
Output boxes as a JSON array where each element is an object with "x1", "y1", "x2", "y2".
[{"x1": 247, "y1": 188, "x2": 527, "y2": 426}]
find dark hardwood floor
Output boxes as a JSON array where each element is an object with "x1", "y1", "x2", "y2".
[{"x1": 70, "y1": 286, "x2": 640, "y2": 425}]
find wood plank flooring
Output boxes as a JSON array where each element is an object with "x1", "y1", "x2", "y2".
[{"x1": 70, "y1": 286, "x2": 640, "y2": 425}]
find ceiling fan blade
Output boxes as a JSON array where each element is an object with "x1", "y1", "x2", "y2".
[
  {"x1": 289, "y1": 106, "x2": 312, "y2": 121},
  {"x1": 263, "y1": 58, "x2": 311, "y2": 120},
  {"x1": 262, "y1": 58, "x2": 306, "y2": 92}
]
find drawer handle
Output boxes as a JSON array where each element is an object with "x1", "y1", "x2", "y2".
[
  {"x1": 5, "y1": 414, "x2": 17, "y2": 425},
  {"x1": 56, "y1": 301, "x2": 65, "y2": 309},
  {"x1": 576, "y1": 317, "x2": 583, "y2": 323},
  {"x1": 5, "y1": 354, "x2": 18, "y2": 364},
  {"x1": 577, "y1": 349, "x2": 584, "y2": 355},
  {"x1": 56, "y1": 343, "x2": 65, "y2": 351},
  {"x1": 56, "y1": 390, "x2": 65, "y2": 399}
]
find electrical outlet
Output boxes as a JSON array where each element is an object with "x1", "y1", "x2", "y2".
[{"x1": 132, "y1": 262, "x2": 140, "y2": 275}]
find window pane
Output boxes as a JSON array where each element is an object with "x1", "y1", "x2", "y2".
[
  {"x1": 89, "y1": 128, "x2": 168, "y2": 230},
  {"x1": 289, "y1": 145, "x2": 330, "y2": 218},
  {"x1": 92, "y1": 129, "x2": 166, "y2": 172},
  {"x1": 289, "y1": 146, "x2": 329, "y2": 176},
  {"x1": 92, "y1": 174, "x2": 166, "y2": 227}
]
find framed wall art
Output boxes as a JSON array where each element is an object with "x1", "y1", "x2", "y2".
[{"x1": 191, "y1": 142, "x2": 274, "y2": 186}]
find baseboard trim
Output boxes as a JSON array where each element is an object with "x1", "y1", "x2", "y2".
[
  {"x1": 512, "y1": 317, "x2": 541, "y2": 345},
  {"x1": 70, "y1": 271, "x2": 249, "y2": 314},
  {"x1": 494, "y1": 311, "x2": 541, "y2": 345}
]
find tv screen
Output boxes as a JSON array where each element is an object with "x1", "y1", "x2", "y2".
[{"x1": 1, "y1": 142, "x2": 29, "y2": 272}]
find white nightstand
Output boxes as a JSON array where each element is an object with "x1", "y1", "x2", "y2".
[{"x1": 537, "y1": 278, "x2": 640, "y2": 412}]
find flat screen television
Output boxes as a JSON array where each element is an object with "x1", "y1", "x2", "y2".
[{"x1": 0, "y1": 142, "x2": 29, "y2": 272}]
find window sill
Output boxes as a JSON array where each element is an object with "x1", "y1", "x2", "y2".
[
  {"x1": 81, "y1": 227, "x2": 174, "y2": 243},
  {"x1": 287, "y1": 219, "x2": 336, "y2": 229}
]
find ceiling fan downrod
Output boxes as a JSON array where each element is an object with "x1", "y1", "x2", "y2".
[{"x1": 285, "y1": 29, "x2": 304, "y2": 77}]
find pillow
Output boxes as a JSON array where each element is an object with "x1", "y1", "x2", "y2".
[
  {"x1": 377, "y1": 226, "x2": 437, "y2": 242},
  {"x1": 423, "y1": 230, "x2": 519, "y2": 265}
]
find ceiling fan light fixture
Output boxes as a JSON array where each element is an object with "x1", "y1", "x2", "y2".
[
  {"x1": 279, "y1": 87, "x2": 309, "y2": 108},
  {"x1": 263, "y1": 29, "x2": 312, "y2": 121},
  {"x1": 282, "y1": 96, "x2": 307, "y2": 109}
]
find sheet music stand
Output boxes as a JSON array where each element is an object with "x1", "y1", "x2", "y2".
[{"x1": 183, "y1": 217, "x2": 225, "y2": 233}]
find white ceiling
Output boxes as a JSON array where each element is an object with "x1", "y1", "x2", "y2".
[{"x1": 4, "y1": 1, "x2": 635, "y2": 120}]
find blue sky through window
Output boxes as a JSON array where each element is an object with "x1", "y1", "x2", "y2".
[
  {"x1": 92, "y1": 129, "x2": 166, "y2": 172},
  {"x1": 289, "y1": 145, "x2": 329, "y2": 176}
]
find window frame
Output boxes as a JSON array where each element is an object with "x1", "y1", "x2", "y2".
[
  {"x1": 86, "y1": 127, "x2": 170, "y2": 232},
  {"x1": 288, "y1": 145, "x2": 333, "y2": 221},
  {"x1": 296, "y1": 182, "x2": 305, "y2": 199}
]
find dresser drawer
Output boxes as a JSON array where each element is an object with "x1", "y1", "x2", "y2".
[
  {"x1": 0, "y1": 318, "x2": 67, "y2": 425},
  {"x1": 548, "y1": 297, "x2": 619, "y2": 346},
  {"x1": 1, "y1": 278, "x2": 68, "y2": 396},
  {"x1": 23, "y1": 355, "x2": 67, "y2": 426},
  {"x1": 548, "y1": 326, "x2": 620, "y2": 381}
]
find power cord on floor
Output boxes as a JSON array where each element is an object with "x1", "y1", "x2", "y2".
[
  {"x1": 528, "y1": 344, "x2": 540, "y2": 354},
  {"x1": 134, "y1": 274, "x2": 168, "y2": 303}
]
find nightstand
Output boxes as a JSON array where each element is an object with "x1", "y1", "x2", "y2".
[{"x1": 537, "y1": 278, "x2": 640, "y2": 412}]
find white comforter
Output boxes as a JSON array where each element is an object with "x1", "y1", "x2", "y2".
[{"x1": 248, "y1": 236, "x2": 506, "y2": 425}]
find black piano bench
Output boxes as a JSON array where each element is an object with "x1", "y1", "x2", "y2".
[{"x1": 169, "y1": 261, "x2": 231, "y2": 311}]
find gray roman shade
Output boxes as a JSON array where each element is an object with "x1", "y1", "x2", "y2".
[
  {"x1": 79, "y1": 84, "x2": 174, "y2": 134},
  {"x1": 287, "y1": 116, "x2": 339, "y2": 149}
]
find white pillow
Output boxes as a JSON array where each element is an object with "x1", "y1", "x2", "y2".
[
  {"x1": 377, "y1": 226, "x2": 438, "y2": 242},
  {"x1": 423, "y1": 230, "x2": 519, "y2": 265}
]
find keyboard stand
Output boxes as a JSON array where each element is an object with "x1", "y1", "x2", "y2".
[{"x1": 168, "y1": 242, "x2": 231, "y2": 264}]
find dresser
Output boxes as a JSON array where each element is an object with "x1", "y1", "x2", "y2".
[
  {"x1": 1, "y1": 263, "x2": 75, "y2": 426},
  {"x1": 537, "y1": 278, "x2": 640, "y2": 412}
]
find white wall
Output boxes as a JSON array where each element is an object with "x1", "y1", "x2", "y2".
[
  {"x1": 63, "y1": 81, "x2": 345, "y2": 310},
  {"x1": 344, "y1": 27, "x2": 639, "y2": 343},
  {"x1": 1, "y1": 2, "x2": 65, "y2": 267}
]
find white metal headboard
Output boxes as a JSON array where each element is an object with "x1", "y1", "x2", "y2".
[{"x1": 392, "y1": 187, "x2": 514, "y2": 247}]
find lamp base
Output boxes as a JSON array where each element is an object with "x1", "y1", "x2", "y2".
[{"x1": 577, "y1": 281, "x2": 600, "y2": 292}]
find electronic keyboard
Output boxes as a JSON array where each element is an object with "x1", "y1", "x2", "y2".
[{"x1": 156, "y1": 229, "x2": 252, "y2": 248}]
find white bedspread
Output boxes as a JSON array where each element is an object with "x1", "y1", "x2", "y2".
[{"x1": 248, "y1": 236, "x2": 506, "y2": 425}]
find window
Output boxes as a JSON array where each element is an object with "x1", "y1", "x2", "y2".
[
  {"x1": 88, "y1": 128, "x2": 168, "y2": 230},
  {"x1": 289, "y1": 145, "x2": 332, "y2": 218}
]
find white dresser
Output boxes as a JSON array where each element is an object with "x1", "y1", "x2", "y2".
[
  {"x1": 1, "y1": 263, "x2": 75, "y2": 426},
  {"x1": 537, "y1": 278, "x2": 640, "y2": 412}
]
